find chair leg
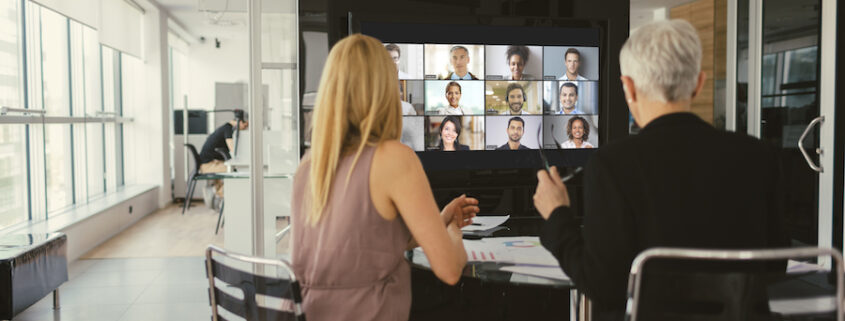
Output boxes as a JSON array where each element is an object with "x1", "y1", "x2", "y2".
[
  {"x1": 215, "y1": 200, "x2": 225, "y2": 234},
  {"x1": 183, "y1": 179, "x2": 197, "y2": 214},
  {"x1": 182, "y1": 179, "x2": 193, "y2": 214}
]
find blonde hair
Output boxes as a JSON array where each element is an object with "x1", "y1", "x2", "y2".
[{"x1": 307, "y1": 34, "x2": 402, "y2": 226}]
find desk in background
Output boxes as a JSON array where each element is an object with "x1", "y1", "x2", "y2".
[{"x1": 206, "y1": 172, "x2": 293, "y2": 256}]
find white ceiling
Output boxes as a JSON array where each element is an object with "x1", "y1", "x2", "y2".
[{"x1": 155, "y1": 0, "x2": 295, "y2": 40}]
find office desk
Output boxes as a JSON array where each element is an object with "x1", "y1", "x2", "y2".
[
  {"x1": 213, "y1": 173, "x2": 293, "y2": 256},
  {"x1": 408, "y1": 217, "x2": 585, "y2": 321}
]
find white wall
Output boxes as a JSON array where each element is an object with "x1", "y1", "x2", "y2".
[
  {"x1": 185, "y1": 29, "x2": 250, "y2": 111},
  {"x1": 122, "y1": 0, "x2": 171, "y2": 208}
]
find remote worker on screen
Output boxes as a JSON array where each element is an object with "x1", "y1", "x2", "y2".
[{"x1": 384, "y1": 42, "x2": 599, "y2": 151}]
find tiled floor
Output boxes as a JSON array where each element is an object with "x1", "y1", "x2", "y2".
[
  {"x1": 14, "y1": 203, "x2": 230, "y2": 321},
  {"x1": 13, "y1": 203, "x2": 290, "y2": 321},
  {"x1": 14, "y1": 257, "x2": 211, "y2": 321}
]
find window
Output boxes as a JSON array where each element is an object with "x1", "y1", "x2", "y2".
[
  {"x1": 0, "y1": 1, "x2": 135, "y2": 228},
  {"x1": 760, "y1": 46, "x2": 818, "y2": 109},
  {"x1": 0, "y1": 1, "x2": 28, "y2": 230},
  {"x1": 70, "y1": 21, "x2": 105, "y2": 201},
  {"x1": 35, "y1": 6, "x2": 74, "y2": 212}
]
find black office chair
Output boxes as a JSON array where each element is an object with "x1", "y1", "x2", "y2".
[
  {"x1": 183, "y1": 144, "x2": 229, "y2": 214},
  {"x1": 183, "y1": 144, "x2": 205, "y2": 214},
  {"x1": 205, "y1": 245, "x2": 306, "y2": 321},
  {"x1": 625, "y1": 247, "x2": 844, "y2": 321}
]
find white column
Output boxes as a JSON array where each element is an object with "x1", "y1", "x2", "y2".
[{"x1": 248, "y1": 0, "x2": 264, "y2": 257}]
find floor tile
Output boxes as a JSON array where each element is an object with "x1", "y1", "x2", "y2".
[
  {"x1": 30, "y1": 285, "x2": 148, "y2": 307},
  {"x1": 135, "y1": 284, "x2": 210, "y2": 304},
  {"x1": 13, "y1": 303, "x2": 130, "y2": 321},
  {"x1": 64, "y1": 270, "x2": 161, "y2": 288},
  {"x1": 117, "y1": 302, "x2": 210, "y2": 321}
]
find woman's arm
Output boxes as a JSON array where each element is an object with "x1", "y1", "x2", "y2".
[{"x1": 371, "y1": 141, "x2": 478, "y2": 285}]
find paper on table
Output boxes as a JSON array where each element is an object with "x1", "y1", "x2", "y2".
[
  {"x1": 462, "y1": 215, "x2": 509, "y2": 231},
  {"x1": 501, "y1": 265, "x2": 569, "y2": 281},
  {"x1": 787, "y1": 259, "x2": 829, "y2": 274},
  {"x1": 462, "y1": 236, "x2": 559, "y2": 267}
]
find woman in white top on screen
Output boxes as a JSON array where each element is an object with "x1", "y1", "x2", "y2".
[
  {"x1": 561, "y1": 116, "x2": 594, "y2": 149},
  {"x1": 505, "y1": 45, "x2": 534, "y2": 80},
  {"x1": 436, "y1": 81, "x2": 465, "y2": 115}
]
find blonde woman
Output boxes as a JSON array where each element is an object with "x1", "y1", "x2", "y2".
[{"x1": 291, "y1": 34, "x2": 478, "y2": 321}]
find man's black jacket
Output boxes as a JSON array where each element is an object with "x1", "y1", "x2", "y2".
[{"x1": 540, "y1": 112, "x2": 788, "y2": 319}]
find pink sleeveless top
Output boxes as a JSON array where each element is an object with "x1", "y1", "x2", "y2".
[{"x1": 291, "y1": 146, "x2": 412, "y2": 321}]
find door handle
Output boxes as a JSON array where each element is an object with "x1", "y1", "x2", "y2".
[{"x1": 798, "y1": 116, "x2": 824, "y2": 173}]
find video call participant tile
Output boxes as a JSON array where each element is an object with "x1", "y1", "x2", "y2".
[
  {"x1": 485, "y1": 115, "x2": 543, "y2": 150},
  {"x1": 542, "y1": 46, "x2": 599, "y2": 81},
  {"x1": 484, "y1": 45, "x2": 542, "y2": 81},
  {"x1": 543, "y1": 81, "x2": 599, "y2": 115},
  {"x1": 485, "y1": 81, "x2": 543, "y2": 115},
  {"x1": 424, "y1": 80, "x2": 485, "y2": 115},
  {"x1": 543, "y1": 115, "x2": 599, "y2": 149},
  {"x1": 424, "y1": 44, "x2": 485, "y2": 80},
  {"x1": 384, "y1": 43, "x2": 424, "y2": 80},
  {"x1": 399, "y1": 80, "x2": 425, "y2": 115},
  {"x1": 424, "y1": 115, "x2": 485, "y2": 151}
]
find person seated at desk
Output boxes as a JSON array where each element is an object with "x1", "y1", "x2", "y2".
[
  {"x1": 291, "y1": 34, "x2": 478, "y2": 321},
  {"x1": 533, "y1": 20, "x2": 787, "y2": 321},
  {"x1": 199, "y1": 114, "x2": 249, "y2": 198}
]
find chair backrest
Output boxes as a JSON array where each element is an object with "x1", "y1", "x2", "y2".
[
  {"x1": 205, "y1": 245, "x2": 306, "y2": 321},
  {"x1": 185, "y1": 143, "x2": 201, "y2": 174},
  {"x1": 625, "y1": 247, "x2": 844, "y2": 321}
]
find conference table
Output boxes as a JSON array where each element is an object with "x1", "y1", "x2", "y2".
[
  {"x1": 406, "y1": 217, "x2": 589, "y2": 321},
  {"x1": 406, "y1": 217, "x2": 840, "y2": 321}
]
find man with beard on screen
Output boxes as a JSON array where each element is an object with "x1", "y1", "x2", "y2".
[
  {"x1": 496, "y1": 116, "x2": 530, "y2": 150},
  {"x1": 501, "y1": 82, "x2": 532, "y2": 115}
]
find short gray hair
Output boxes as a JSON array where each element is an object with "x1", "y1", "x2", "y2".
[{"x1": 619, "y1": 19, "x2": 702, "y2": 102}]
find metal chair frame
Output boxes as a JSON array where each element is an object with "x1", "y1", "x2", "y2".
[
  {"x1": 625, "y1": 247, "x2": 845, "y2": 321},
  {"x1": 205, "y1": 245, "x2": 306, "y2": 321}
]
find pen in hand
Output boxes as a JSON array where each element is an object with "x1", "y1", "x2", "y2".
[{"x1": 560, "y1": 167, "x2": 583, "y2": 183}]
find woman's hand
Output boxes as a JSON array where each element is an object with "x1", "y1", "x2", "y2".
[{"x1": 441, "y1": 194, "x2": 479, "y2": 228}]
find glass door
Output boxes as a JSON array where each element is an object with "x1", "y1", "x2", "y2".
[{"x1": 732, "y1": 0, "x2": 838, "y2": 264}]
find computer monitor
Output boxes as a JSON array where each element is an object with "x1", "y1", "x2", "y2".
[{"x1": 355, "y1": 18, "x2": 605, "y2": 171}]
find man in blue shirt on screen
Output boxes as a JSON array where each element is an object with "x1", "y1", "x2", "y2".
[{"x1": 557, "y1": 82, "x2": 583, "y2": 115}]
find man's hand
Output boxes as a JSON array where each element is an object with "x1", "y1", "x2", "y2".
[
  {"x1": 533, "y1": 166, "x2": 571, "y2": 219},
  {"x1": 441, "y1": 194, "x2": 479, "y2": 228}
]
